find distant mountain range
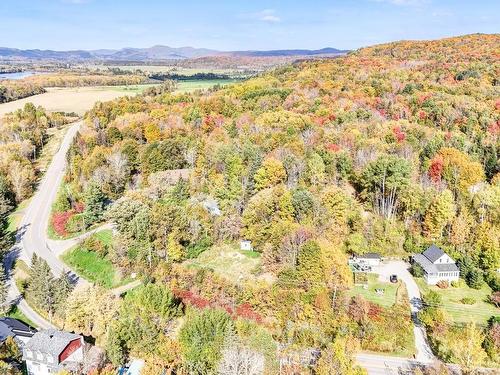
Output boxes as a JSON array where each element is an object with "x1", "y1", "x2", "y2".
[{"x1": 0, "y1": 45, "x2": 348, "y2": 61}]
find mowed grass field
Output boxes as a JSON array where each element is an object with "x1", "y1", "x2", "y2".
[
  {"x1": 349, "y1": 273, "x2": 400, "y2": 308},
  {"x1": 61, "y1": 229, "x2": 131, "y2": 289},
  {"x1": 184, "y1": 243, "x2": 262, "y2": 284},
  {"x1": 416, "y1": 278, "x2": 499, "y2": 325},
  {"x1": 0, "y1": 79, "x2": 236, "y2": 117}
]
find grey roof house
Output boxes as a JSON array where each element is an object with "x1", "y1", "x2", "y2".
[
  {"x1": 23, "y1": 329, "x2": 85, "y2": 375},
  {"x1": 0, "y1": 317, "x2": 36, "y2": 346},
  {"x1": 412, "y1": 245, "x2": 459, "y2": 285}
]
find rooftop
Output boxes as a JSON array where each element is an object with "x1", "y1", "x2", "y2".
[
  {"x1": 413, "y1": 253, "x2": 458, "y2": 274},
  {"x1": 0, "y1": 317, "x2": 36, "y2": 342},
  {"x1": 422, "y1": 245, "x2": 445, "y2": 263},
  {"x1": 25, "y1": 329, "x2": 81, "y2": 358},
  {"x1": 358, "y1": 252, "x2": 381, "y2": 259}
]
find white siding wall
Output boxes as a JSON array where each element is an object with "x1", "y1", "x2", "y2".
[
  {"x1": 26, "y1": 360, "x2": 56, "y2": 375},
  {"x1": 424, "y1": 272, "x2": 459, "y2": 285}
]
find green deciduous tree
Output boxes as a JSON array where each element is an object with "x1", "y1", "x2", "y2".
[
  {"x1": 179, "y1": 309, "x2": 233, "y2": 374},
  {"x1": 254, "y1": 157, "x2": 286, "y2": 191},
  {"x1": 424, "y1": 189, "x2": 456, "y2": 239},
  {"x1": 359, "y1": 155, "x2": 411, "y2": 219},
  {"x1": 448, "y1": 323, "x2": 487, "y2": 374}
]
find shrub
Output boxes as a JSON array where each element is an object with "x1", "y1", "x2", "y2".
[
  {"x1": 484, "y1": 271, "x2": 500, "y2": 292},
  {"x1": 410, "y1": 263, "x2": 424, "y2": 277},
  {"x1": 53, "y1": 190, "x2": 71, "y2": 212},
  {"x1": 451, "y1": 279, "x2": 465, "y2": 288},
  {"x1": 466, "y1": 268, "x2": 484, "y2": 289},
  {"x1": 460, "y1": 297, "x2": 475, "y2": 305},
  {"x1": 186, "y1": 235, "x2": 213, "y2": 259},
  {"x1": 436, "y1": 280, "x2": 449, "y2": 289},
  {"x1": 489, "y1": 291, "x2": 500, "y2": 308},
  {"x1": 424, "y1": 290, "x2": 442, "y2": 306},
  {"x1": 82, "y1": 235, "x2": 108, "y2": 256},
  {"x1": 65, "y1": 213, "x2": 85, "y2": 234},
  {"x1": 52, "y1": 211, "x2": 74, "y2": 236}
]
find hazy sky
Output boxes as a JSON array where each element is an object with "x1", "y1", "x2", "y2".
[{"x1": 0, "y1": 0, "x2": 498, "y2": 50}]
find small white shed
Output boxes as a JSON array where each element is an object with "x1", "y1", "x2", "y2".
[
  {"x1": 355, "y1": 253, "x2": 381, "y2": 267},
  {"x1": 240, "y1": 240, "x2": 253, "y2": 251}
]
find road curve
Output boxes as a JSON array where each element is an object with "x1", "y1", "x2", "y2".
[{"x1": 4, "y1": 121, "x2": 83, "y2": 329}]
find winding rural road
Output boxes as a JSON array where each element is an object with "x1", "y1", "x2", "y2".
[
  {"x1": 4, "y1": 121, "x2": 83, "y2": 329},
  {"x1": 4, "y1": 120, "x2": 140, "y2": 329}
]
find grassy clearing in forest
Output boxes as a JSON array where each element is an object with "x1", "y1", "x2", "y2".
[
  {"x1": 61, "y1": 230, "x2": 129, "y2": 289},
  {"x1": 185, "y1": 244, "x2": 262, "y2": 284},
  {"x1": 348, "y1": 273, "x2": 400, "y2": 308}
]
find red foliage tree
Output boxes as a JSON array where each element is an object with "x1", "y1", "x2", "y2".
[
  {"x1": 52, "y1": 211, "x2": 74, "y2": 236},
  {"x1": 428, "y1": 155, "x2": 444, "y2": 183},
  {"x1": 392, "y1": 126, "x2": 406, "y2": 142}
]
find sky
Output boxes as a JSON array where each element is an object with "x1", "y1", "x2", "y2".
[{"x1": 0, "y1": 0, "x2": 498, "y2": 51}]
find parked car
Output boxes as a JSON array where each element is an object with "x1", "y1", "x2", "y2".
[{"x1": 390, "y1": 274, "x2": 398, "y2": 283}]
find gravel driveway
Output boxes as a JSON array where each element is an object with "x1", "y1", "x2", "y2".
[{"x1": 372, "y1": 260, "x2": 435, "y2": 363}]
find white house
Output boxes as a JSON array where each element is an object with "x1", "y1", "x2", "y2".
[
  {"x1": 349, "y1": 253, "x2": 381, "y2": 267},
  {"x1": 23, "y1": 329, "x2": 85, "y2": 375},
  {"x1": 412, "y1": 245, "x2": 459, "y2": 285}
]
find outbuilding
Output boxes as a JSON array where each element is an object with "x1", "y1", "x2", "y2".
[{"x1": 350, "y1": 253, "x2": 382, "y2": 267}]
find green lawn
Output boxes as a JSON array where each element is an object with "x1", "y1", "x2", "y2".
[
  {"x1": 184, "y1": 243, "x2": 261, "y2": 284},
  {"x1": 61, "y1": 230, "x2": 129, "y2": 289},
  {"x1": 93, "y1": 229, "x2": 113, "y2": 245},
  {"x1": 349, "y1": 273, "x2": 400, "y2": 308},
  {"x1": 416, "y1": 278, "x2": 499, "y2": 325},
  {"x1": 7, "y1": 305, "x2": 36, "y2": 328}
]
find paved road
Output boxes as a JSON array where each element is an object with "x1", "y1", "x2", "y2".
[
  {"x1": 356, "y1": 353, "x2": 430, "y2": 375},
  {"x1": 356, "y1": 353, "x2": 499, "y2": 375},
  {"x1": 4, "y1": 121, "x2": 83, "y2": 329},
  {"x1": 17, "y1": 121, "x2": 83, "y2": 275},
  {"x1": 372, "y1": 260, "x2": 435, "y2": 363}
]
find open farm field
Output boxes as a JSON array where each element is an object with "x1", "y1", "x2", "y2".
[
  {"x1": 0, "y1": 86, "x2": 133, "y2": 116},
  {"x1": 0, "y1": 79, "x2": 235, "y2": 116}
]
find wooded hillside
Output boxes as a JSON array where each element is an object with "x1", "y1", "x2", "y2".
[{"x1": 53, "y1": 34, "x2": 500, "y2": 373}]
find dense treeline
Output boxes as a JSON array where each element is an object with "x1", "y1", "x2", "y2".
[
  {"x1": 0, "y1": 81, "x2": 45, "y2": 103},
  {"x1": 150, "y1": 72, "x2": 234, "y2": 81},
  {"x1": 48, "y1": 34, "x2": 500, "y2": 373},
  {"x1": 22, "y1": 73, "x2": 146, "y2": 88}
]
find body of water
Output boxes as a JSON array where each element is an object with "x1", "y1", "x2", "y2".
[{"x1": 0, "y1": 71, "x2": 39, "y2": 80}]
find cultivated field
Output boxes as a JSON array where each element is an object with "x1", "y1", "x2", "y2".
[
  {"x1": 0, "y1": 80, "x2": 236, "y2": 117},
  {"x1": 0, "y1": 86, "x2": 131, "y2": 116}
]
